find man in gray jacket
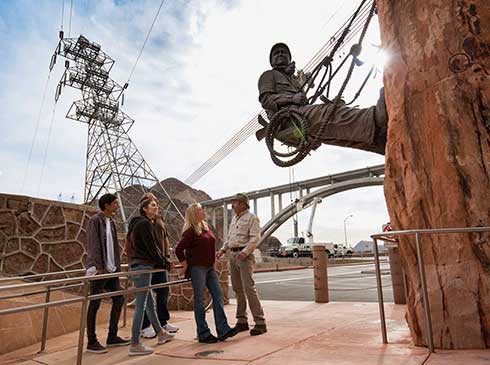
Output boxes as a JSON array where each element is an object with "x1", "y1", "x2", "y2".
[
  {"x1": 217, "y1": 193, "x2": 267, "y2": 336},
  {"x1": 86, "y1": 193, "x2": 129, "y2": 353}
]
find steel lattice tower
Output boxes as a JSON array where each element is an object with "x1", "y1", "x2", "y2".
[{"x1": 50, "y1": 34, "x2": 183, "y2": 223}]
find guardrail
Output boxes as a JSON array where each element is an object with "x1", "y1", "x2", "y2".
[
  {"x1": 370, "y1": 226, "x2": 490, "y2": 353},
  {"x1": 0, "y1": 264, "x2": 189, "y2": 365}
]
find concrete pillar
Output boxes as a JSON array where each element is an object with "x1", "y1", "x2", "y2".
[
  {"x1": 299, "y1": 187, "x2": 303, "y2": 198},
  {"x1": 223, "y1": 203, "x2": 228, "y2": 239},
  {"x1": 253, "y1": 199, "x2": 258, "y2": 215},
  {"x1": 312, "y1": 244, "x2": 329, "y2": 303},
  {"x1": 270, "y1": 193, "x2": 275, "y2": 218},
  {"x1": 387, "y1": 245, "x2": 406, "y2": 304},
  {"x1": 278, "y1": 194, "x2": 283, "y2": 211},
  {"x1": 211, "y1": 208, "x2": 216, "y2": 227}
]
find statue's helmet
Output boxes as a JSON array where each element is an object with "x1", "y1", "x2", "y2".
[{"x1": 269, "y1": 42, "x2": 291, "y2": 65}]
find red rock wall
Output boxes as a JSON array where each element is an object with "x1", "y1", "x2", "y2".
[{"x1": 377, "y1": 0, "x2": 490, "y2": 348}]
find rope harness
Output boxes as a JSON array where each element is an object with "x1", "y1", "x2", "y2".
[{"x1": 265, "y1": 0, "x2": 377, "y2": 167}]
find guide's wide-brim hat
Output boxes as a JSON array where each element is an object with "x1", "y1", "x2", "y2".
[{"x1": 231, "y1": 193, "x2": 250, "y2": 208}]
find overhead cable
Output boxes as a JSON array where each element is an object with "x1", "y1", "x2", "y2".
[
  {"x1": 37, "y1": 103, "x2": 58, "y2": 196},
  {"x1": 21, "y1": 72, "x2": 52, "y2": 193},
  {"x1": 68, "y1": 0, "x2": 73, "y2": 37},
  {"x1": 126, "y1": 0, "x2": 167, "y2": 84}
]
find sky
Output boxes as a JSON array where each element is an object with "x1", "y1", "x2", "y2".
[{"x1": 0, "y1": 0, "x2": 389, "y2": 246}]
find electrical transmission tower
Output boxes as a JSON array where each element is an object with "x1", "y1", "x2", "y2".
[{"x1": 49, "y1": 32, "x2": 183, "y2": 223}]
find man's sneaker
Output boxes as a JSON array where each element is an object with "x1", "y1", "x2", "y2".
[
  {"x1": 157, "y1": 331, "x2": 175, "y2": 345},
  {"x1": 219, "y1": 327, "x2": 239, "y2": 342},
  {"x1": 141, "y1": 326, "x2": 157, "y2": 339},
  {"x1": 233, "y1": 322, "x2": 249, "y2": 333},
  {"x1": 106, "y1": 336, "x2": 130, "y2": 347},
  {"x1": 163, "y1": 323, "x2": 180, "y2": 333},
  {"x1": 128, "y1": 343, "x2": 154, "y2": 356},
  {"x1": 250, "y1": 324, "x2": 267, "y2": 336},
  {"x1": 87, "y1": 341, "x2": 108, "y2": 354},
  {"x1": 198, "y1": 334, "x2": 219, "y2": 343}
]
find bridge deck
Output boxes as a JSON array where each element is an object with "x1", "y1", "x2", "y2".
[{"x1": 201, "y1": 164, "x2": 385, "y2": 207}]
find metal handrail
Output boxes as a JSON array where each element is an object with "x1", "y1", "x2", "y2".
[
  {"x1": 0, "y1": 267, "x2": 160, "y2": 293},
  {"x1": 0, "y1": 277, "x2": 189, "y2": 316},
  {"x1": 0, "y1": 267, "x2": 190, "y2": 365},
  {"x1": 0, "y1": 282, "x2": 84, "y2": 301},
  {"x1": 370, "y1": 225, "x2": 490, "y2": 353},
  {"x1": 0, "y1": 263, "x2": 131, "y2": 283}
]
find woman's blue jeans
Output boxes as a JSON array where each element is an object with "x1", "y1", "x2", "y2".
[
  {"x1": 190, "y1": 266, "x2": 231, "y2": 340},
  {"x1": 130, "y1": 264, "x2": 162, "y2": 344},
  {"x1": 142, "y1": 270, "x2": 170, "y2": 329}
]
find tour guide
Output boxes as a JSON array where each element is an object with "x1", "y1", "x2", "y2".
[
  {"x1": 258, "y1": 42, "x2": 388, "y2": 155},
  {"x1": 217, "y1": 193, "x2": 267, "y2": 336}
]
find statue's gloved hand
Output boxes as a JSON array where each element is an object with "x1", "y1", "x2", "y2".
[{"x1": 292, "y1": 92, "x2": 307, "y2": 106}]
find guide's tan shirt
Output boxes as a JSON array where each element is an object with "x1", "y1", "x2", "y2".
[{"x1": 222, "y1": 210, "x2": 260, "y2": 256}]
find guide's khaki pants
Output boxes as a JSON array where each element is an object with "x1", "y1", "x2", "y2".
[{"x1": 229, "y1": 252, "x2": 265, "y2": 325}]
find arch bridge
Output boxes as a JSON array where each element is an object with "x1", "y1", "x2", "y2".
[{"x1": 201, "y1": 164, "x2": 385, "y2": 243}]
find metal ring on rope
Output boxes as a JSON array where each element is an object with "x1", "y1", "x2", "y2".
[{"x1": 265, "y1": 107, "x2": 312, "y2": 167}]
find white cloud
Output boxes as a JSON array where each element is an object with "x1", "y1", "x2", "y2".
[{"x1": 0, "y1": 0, "x2": 388, "y2": 244}]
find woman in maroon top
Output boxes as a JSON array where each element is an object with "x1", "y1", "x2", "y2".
[{"x1": 176, "y1": 203, "x2": 238, "y2": 343}]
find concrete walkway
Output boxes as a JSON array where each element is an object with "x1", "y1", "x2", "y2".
[{"x1": 2, "y1": 300, "x2": 489, "y2": 364}]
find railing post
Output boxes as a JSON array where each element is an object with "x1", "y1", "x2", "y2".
[
  {"x1": 76, "y1": 281, "x2": 90, "y2": 365},
  {"x1": 415, "y1": 232, "x2": 435, "y2": 352},
  {"x1": 122, "y1": 275, "x2": 129, "y2": 327},
  {"x1": 38, "y1": 286, "x2": 51, "y2": 354},
  {"x1": 312, "y1": 244, "x2": 329, "y2": 303},
  {"x1": 373, "y1": 238, "x2": 387, "y2": 344}
]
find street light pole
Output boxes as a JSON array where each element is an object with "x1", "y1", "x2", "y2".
[{"x1": 343, "y1": 214, "x2": 353, "y2": 248}]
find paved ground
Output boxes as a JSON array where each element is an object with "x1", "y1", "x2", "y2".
[
  {"x1": 2, "y1": 300, "x2": 489, "y2": 365},
  {"x1": 232, "y1": 262, "x2": 393, "y2": 302}
]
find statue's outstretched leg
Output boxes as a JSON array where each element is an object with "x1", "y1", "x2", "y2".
[{"x1": 302, "y1": 87, "x2": 388, "y2": 155}]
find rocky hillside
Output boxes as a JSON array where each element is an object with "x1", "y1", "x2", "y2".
[{"x1": 116, "y1": 177, "x2": 214, "y2": 251}]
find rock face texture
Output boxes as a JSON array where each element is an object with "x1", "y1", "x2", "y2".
[{"x1": 377, "y1": 0, "x2": 490, "y2": 348}]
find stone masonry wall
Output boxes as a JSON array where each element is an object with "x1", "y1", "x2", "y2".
[
  {"x1": 0, "y1": 193, "x2": 229, "y2": 310},
  {"x1": 0, "y1": 194, "x2": 98, "y2": 276}
]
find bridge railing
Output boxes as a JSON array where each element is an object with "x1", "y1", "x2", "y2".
[
  {"x1": 0, "y1": 264, "x2": 189, "y2": 365},
  {"x1": 370, "y1": 226, "x2": 490, "y2": 353}
]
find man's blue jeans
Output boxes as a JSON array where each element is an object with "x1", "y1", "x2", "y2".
[
  {"x1": 130, "y1": 264, "x2": 162, "y2": 344},
  {"x1": 190, "y1": 265, "x2": 231, "y2": 340}
]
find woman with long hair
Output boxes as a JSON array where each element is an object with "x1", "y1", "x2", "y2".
[
  {"x1": 127, "y1": 198, "x2": 174, "y2": 356},
  {"x1": 175, "y1": 203, "x2": 238, "y2": 343},
  {"x1": 138, "y1": 193, "x2": 179, "y2": 338}
]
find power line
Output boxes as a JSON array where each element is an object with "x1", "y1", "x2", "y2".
[
  {"x1": 184, "y1": 115, "x2": 261, "y2": 185},
  {"x1": 60, "y1": 0, "x2": 65, "y2": 31},
  {"x1": 68, "y1": 0, "x2": 73, "y2": 37},
  {"x1": 184, "y1": 118, "x2": 259, "y2": 182},
  {"x1": 37, "y1": 103, "x2": 58, "y2": 196},
  {"x1": 127, "y1": 0, "x2": 166, "y2": 84},
  {"x1": 21, "y1": 72, "x2": 52, "y2": 193}
]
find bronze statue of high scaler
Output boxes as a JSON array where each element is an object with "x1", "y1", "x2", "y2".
[{"x1": 257, "y1": 43, "x2": 388, "y2": 155}]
